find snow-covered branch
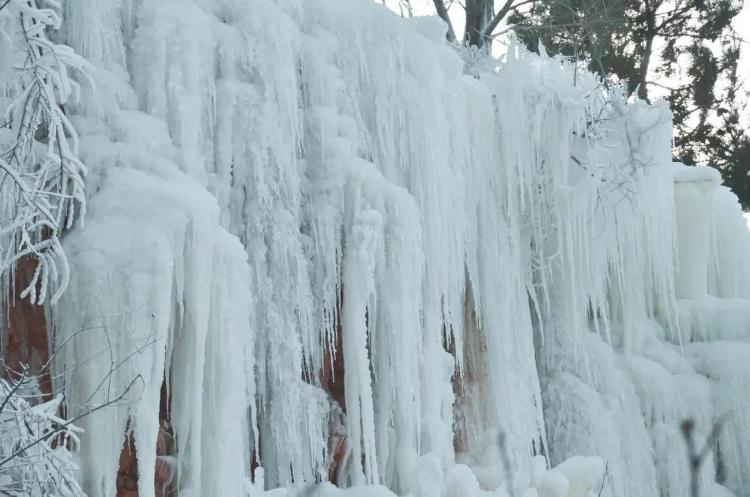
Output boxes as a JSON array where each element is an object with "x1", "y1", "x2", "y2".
[
  {"x1": 0, "y1": 368, "x2": 85, "y2": 497},
  {"x1": 0, "y1": 0, "x2": 88, "y2": 305},
  {"x1": 0, "y1": 335, "x2": 146, "y2": 497}
]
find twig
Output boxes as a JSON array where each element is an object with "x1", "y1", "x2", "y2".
[
  {"x1": 0, "y1": 366, "x2": 28, "y2": 417},
  {"x1": 481, "y1": 0, "x2": 536, "y2": 44},
  {"x1": 0, "y1": 374, "x2": 144, "y2": 468}
]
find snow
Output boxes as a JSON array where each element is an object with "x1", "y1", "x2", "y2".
[
  {"x1": 0, "y1": 379, "x2": 86, "y2": 497},
  {"x1": 673, "y1": 163, "x2": 722, "y2": 184},
  {"x1": 241, "y1": 454, "x2": 605, "y2": 497},
  {"x1": 0, "y1": 0, "x2": 89, "y2": 305},
  {"x1": 0, "y1": 0, "x2": 747, "y2": 496}
]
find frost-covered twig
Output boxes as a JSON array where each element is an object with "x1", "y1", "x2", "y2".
[
  {"x1": 0, "y1": 371, "x2": 85, "y2": 497},
  {"x1": 0, "y1": 374, "x2": 144, "y2": 469},
  {"x1": 0, "y1": 307, "x2": 153, "y2": 497},
  {"x1": 0, "y1": 354, "x2": 144, "y2": 497},
  {"x1": 0, "y1": 0, "x2": 89, "y2": 305}
]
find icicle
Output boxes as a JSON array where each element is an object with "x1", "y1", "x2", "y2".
[{"x1": 33, "y1": 0, "x2": 750, "y2": 496}]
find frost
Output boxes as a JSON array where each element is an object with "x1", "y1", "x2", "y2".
[
  {"x1": 0, "y1": 0, "x2": 744, "y2": 496},
  {"x1": 0, "y1": 0, "x2": 89, "y2": 304},
  {"x1": 0, "y1": 379, "x2": 85, "y2": 497}
]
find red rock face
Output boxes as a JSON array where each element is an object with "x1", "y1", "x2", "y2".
[
  {"x1": 452, "y1": 280, "x2": 486, "y2": 456},
  {"x1": 117, "y1": 433, "x2": 140, "y2": 497},
  {"x1": 116, "y1": 377, "x2": 176, "y2": 497},
  {"x1": 320, "y1": 309, "x2": 347, "y2": 412},
  {"x1": 116, "y1": 417, "x2": 176, "y2": 497},
  {"x1": 155, "y1": 420, "x2": 176, "y2": 496},
  {"x1": 319, "y1": 299, "x2": 348, "y2": 483},
  {"x1": 155, "y1": 377, "x2": 177, "y2": 497},
  {"x1": 1, "y1": 259, "x2": 51, "y2": 394}
]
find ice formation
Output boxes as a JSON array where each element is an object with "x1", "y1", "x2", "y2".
[{"x1": 1, "y1": 0, "x2": 749, "y2": 496}]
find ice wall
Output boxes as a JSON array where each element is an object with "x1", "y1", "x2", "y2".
[
  {"x1": 49, "y1": 148, "x2": 255, "y2": 497},
  {"x1": 673, "y1": 165, "x2": 750, "y2": 496},
  {"x1": 13, "y1": 0, "x2": 747, "y2": 496}
]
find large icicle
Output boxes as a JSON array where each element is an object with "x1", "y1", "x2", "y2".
[
  {"x1": 36, "y1": 0, "x2": 750, "y2": 495},
  {"x1": 50, "y1": 164, "x2": 254, "y2": 497}
]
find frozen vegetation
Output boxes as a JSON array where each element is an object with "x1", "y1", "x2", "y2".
[{"x1": 1, "y1": 0, "x2": 750, "y2": 497}]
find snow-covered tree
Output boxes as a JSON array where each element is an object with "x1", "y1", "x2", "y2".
[
  {"x1": 0, "y1": 368, "x2": 85, "y2": 497},
  {"x1": 0, "y1": 0, "x2": 88, "y2": 305}
]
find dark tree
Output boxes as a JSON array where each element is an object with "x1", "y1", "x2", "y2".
[
  {"x1": 508, "y1": 0, "x2": 750, "y2": 208},
  {"x1": 432, "y1": 0, "x2": 535, "y2": 48}
]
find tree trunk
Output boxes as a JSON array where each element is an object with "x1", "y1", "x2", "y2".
[
  {"x1": 464, "y1": 0, "x2": 494, "y2": 47},
  {"x1": 634, "y1": 10, "x2": 656, "y2": 101},
  {"x1": 636, "y1": 33, "x2": 655, "y2": 100}
]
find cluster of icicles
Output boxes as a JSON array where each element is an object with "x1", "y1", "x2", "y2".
[{"x1": 15, "y1": 0, "x2": 750, "y2": 496}]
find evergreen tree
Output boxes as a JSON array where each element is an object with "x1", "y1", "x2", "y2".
[{"x1": 508, "y1": 0, "x2": 750, "y2": 208}]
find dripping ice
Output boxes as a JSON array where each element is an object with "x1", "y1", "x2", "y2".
[{"x1": 0, "y1": 0, "x2": 745, "y2": 496}]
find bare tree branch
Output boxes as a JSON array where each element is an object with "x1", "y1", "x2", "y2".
[
  {"x1": 432, "y1": 0, "x2": 457, "y2": 42},
  {"x1": 0, "y1": 374, "x2": 144, "y2": 469},
  {"x1": 480, "y1": 0, "x2": 535, "y2": 43}
]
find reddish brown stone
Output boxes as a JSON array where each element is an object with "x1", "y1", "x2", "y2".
[
  {"x1": 117, "y1": 432, "x2": 140, "y2": 497},
  {"x1": 320, "y1": 327, "x2": 347, "y2": 413},
  {"x1": 319, "y1": 294, "x2": 348, "y2": 482},
  {"x1": 452, "y1": 280, "x2": 487, "y2": 455},
  {"x1": 115, "y1": 382, "x2": 176, "y2": 497},
  {"x1": 1, "y1": 257, "x2": 51, "y2": 394}
]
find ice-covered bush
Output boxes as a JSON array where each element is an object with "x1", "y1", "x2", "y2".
[
  {"x1": 0, "y1": 372, "x2": 85, "y2": 497},
  {"x1": 0, "y1": 0, "x2": 88, "y2": 304}
]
